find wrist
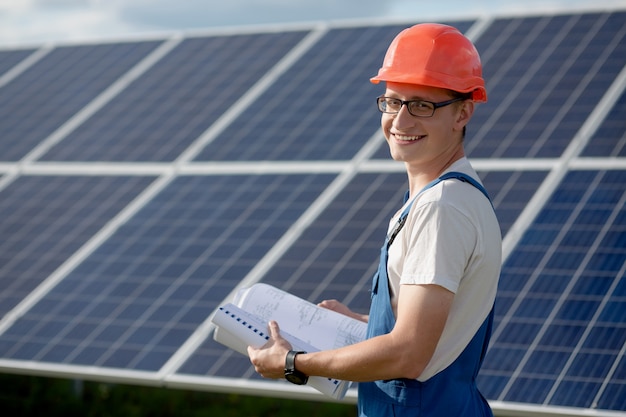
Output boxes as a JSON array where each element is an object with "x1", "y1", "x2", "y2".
[{"x1": 284, "y1": 350, "x2": 308, "y2": 385}]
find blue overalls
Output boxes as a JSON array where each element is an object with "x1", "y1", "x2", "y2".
[{"x1": 358, "y1": 172, "x2": 495, "y2": 417}]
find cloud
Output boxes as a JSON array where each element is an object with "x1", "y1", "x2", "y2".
[
  {"x1": 0, "y1": 4, "x2": 137, "y2": 46},
  {"x1": 0, "y1": 0, "x2": 387, "y2": 46},
  {"x1": 111, "y1": 0, "x2": 385, "y2": 30}
]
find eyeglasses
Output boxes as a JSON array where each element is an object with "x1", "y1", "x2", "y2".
[{"x1": 376, "y1": 96, "x2": 466, "y2": 118}]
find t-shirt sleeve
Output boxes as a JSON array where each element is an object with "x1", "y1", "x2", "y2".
[{"x1": 399, "y1": 200, "x2": 478, "y2": 293}]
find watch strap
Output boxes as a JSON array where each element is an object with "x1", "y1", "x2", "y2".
[
  {"x1": 285, "y1": 350, "x2": 306, "y2": 372},
  {"x1": 284, "y1": 350, "x2": 308, "y2": 385}
]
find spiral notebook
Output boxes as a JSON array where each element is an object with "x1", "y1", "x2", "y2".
[{"x1": 211, "y1": 283, "x2": 367, "y2": 400}]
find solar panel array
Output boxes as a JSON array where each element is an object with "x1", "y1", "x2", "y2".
[{"x1": 0, "y1": 8, "x2": 625, "y2": 416}]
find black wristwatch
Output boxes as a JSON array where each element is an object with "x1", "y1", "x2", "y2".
[{"x1": 284, "y1": 350, "x2": 308, "y2": 385}]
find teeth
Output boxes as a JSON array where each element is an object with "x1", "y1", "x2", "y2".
[{"x1": 395, "y1": 134, "x2": 425, "y2": 141}]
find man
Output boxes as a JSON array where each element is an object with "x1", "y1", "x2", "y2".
[{"x1": 248, "y1": 23, "x2": 501, "y2": 416}]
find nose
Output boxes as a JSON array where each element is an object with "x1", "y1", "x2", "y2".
[{"x1": 392, "y1": 103, "x2": 416, "y2": 130}]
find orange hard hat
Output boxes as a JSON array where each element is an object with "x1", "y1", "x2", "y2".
[{"x1": 371, "y1": 23, "x2": 487, "y2": 103}]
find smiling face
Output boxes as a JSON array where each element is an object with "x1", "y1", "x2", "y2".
[{"x1": 381, "y1": 82, "x2": 474, "y2": 175}]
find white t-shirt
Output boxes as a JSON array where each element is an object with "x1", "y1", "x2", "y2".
[{"x1": 386, "y1": 157, "x2": 501, "y2": 381}]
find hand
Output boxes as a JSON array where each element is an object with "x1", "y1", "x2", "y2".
[
  {"x1": 247, "y1": 321, "x2": 292, "y2": 379},
  {"x1": 318, "y1": 299, "x2": 368, "y2": 323}
]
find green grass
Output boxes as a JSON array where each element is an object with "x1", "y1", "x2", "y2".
[{"x1": 0, "y1": 374, "x2": 356, "y2": 417}]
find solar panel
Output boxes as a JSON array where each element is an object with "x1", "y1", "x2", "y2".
[
  {"x1": 0, "y1": 174, "x2": 333, "y2": 370},
  {"x1": 0, "y1": 176, "x2": 155, "y2": 317},
  {"x1": 480, "y1": 170, "x2": 626, "y2": 411},
  {"x1": 0, "y1": 42, "x2": 162, "y2": 162},
  {"x1": 0, "y1": 8, "x2": 625, "y2": 416},
  {"x1": 39, "y1": 32, "x2": 309, "y2": 162},
  {"x1": 467, "y1": 12, "x2": 626, "y2": 159}
]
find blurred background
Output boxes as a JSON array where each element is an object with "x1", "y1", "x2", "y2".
[{"x1": 2, "y1": 0, "x2": 625, "y2": 46}]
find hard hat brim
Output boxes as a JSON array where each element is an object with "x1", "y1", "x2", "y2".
[{"x1": 370, "y1": 73, "x2": 487, "y2": 103}]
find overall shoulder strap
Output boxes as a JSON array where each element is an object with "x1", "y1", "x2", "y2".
[{"x1": 438, "y1": 171, "x2": 492, "y2": 204}]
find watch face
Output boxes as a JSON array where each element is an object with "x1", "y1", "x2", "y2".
[{"x1": 285, "y1": 371, "x2": 308, "y2": 385}]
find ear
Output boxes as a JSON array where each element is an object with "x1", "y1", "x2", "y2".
[{"x1": 454, "y1": 100, "x2": 474, "y2": 132}]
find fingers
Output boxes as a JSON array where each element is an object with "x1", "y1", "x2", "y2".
[
  {"x1": 268, "y1": 320, "x2": 280, "y2": 338},
  {"x1": 247, "y1": 321, "x2": 279, "y2": 358},
  {"x1": 246, "y1": 344, "x2": 256, "y2": 356},
  {"x1": 318, "y1": 299, "x2": 339, "y2": 309},
  {"x1": 317, "y1": 300, "x2": 367, "y2": 322},
  {"x1": 318, "y1": 299, "x2": 348, "y2": 314},
  {"x1": 247, "y1": 321, "x2": 288, "y2": 380}
]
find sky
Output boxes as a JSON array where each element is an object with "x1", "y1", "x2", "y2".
[{"x1": 1, "y1": 0, "x2": 625, "y2": 47}]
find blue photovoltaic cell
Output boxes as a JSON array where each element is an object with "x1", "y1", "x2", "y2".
[
  {"x1": 0, "y1": 174, "x2": 333, "y2": 371},
  {"x1": 194, "y1": 22, "x2": 472, "y2": 162},
  {"x1": 0, "y1": 176, "x2": 155, "y2": 318},
  {"x1": 464, "y1": 12, "x2": 626, "y2": 159},
  {"x1": 479, "y1": 170, "x2": 626, "y2": 410},
  {"x1": 178, "y1": 169, "x2": 533, "y2": 377},
  {"x1": 582, "y1": 88, "x2": 626, "y2": 157},
  {"x1": 0, "y1": 48, "x2": 36, "y2": 76},
  {"x1": 40, "y1": 32, "x2": 308, "y2": 162},
  {"x1": 0, "y1": 41, "x2": 162, "y2": 162}
]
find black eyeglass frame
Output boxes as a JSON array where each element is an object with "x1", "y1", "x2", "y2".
[{"x1": 376, "y1": 96, "x2": 467, "y2": 118}]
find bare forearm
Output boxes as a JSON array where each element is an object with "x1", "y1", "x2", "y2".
[
  {"x1": 295, "y1": 333, "x2": 424, "y2": 382},
  {"x1": 295, "y1": 287, "x2": 451, "y2": 382},
  {"x1": 249, "y1": 285, "x2": 451, "y2": 384}
]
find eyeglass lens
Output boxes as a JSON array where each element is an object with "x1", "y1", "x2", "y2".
[{"x1": 378, "y1": 97, "x2": 435, "y2": 117}]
